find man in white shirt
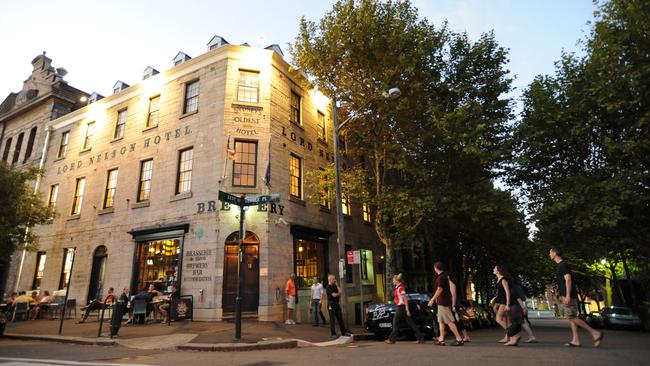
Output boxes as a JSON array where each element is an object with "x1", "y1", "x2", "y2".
[{"x1": 310, "y1": 277, "x2": 326, "y2": 326}]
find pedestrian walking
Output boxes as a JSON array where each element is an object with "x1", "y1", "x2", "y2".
[
  {"x1": 326, "y1": 274, "x2": 350, "y2": 339},
  {"x1": 310, "y1": 277, "x2": 326, "y2": 326},
  {"x1": 427, "y1": 263, "x2": 463, "y2": 346},
  {"x1": 385, "y1": 273, "x2": 424, "y2": 344},
  {"x1": 512, "y1": 283, "x2": 537, "y2": 343},
  {"x1": 285, "y1": 273, "x2": 296, "y2": 325},
  {"x1": 549, "y1": 247, "x2": 603, "y2": 347},
  {"x1": 493, "y1": 265, "x2": 524, "y2": 346},
  {"x1": 492, "y1": 264, "x2": 511, "y2": 343}
]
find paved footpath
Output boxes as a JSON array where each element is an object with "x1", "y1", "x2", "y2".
[{"x1": 0, "y1": 319, "x2": 648, "y2": 365}]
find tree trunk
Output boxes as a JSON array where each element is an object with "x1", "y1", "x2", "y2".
[
  {"x1": 620, "y1": 255, "x2": 637, "y2": 307},
  {"x1": 608, "y1": 263, "x2": 627, "y2": 307}
]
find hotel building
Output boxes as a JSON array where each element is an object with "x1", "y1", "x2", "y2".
[{"x1": 0, "y1": 37, "x2": 385, "y2": 322}]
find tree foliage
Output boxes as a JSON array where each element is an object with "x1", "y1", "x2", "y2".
[
  {"x1": 0, "y1": 163, "x2": 56, "y2": 262},
  {"x1": 509, "y1": 0, "x2": 650, "y2": 304}
]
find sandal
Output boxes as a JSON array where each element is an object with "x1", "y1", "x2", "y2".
[
  {"x1": 434, "y1": 339, "x2": 445, "y2": 346},
  {"x1": 593, "y1": 332, "x2": 604, "y2": 348},
  {"x1": 451, "y1": 340, "x2": 464, "y2": 347},
  {"x1": 564, "y1": 342, "x2": 581, "y2": 347}
]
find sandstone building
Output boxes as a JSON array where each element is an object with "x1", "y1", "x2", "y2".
[{"x1": 1, "y1": 38, "x2": 386, "y2": 322}]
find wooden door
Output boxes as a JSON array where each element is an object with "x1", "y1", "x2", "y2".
[{"x1": 222, "y1": 242, "x2": 259, "y2": 313}]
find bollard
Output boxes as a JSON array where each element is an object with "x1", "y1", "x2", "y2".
[{"x1": 109, "y1": 300, "x2": 124, "y2": 338}]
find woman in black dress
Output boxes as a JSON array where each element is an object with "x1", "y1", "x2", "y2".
[{"x1": 493, "y1": 264, "x2": 523, "y2": 346}]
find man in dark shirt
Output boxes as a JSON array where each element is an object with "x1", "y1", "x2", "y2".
[
  {"x1": 549, "y1": 247, "x2": 603, "y2": 347},
  {"x1": 427, "y1": 262, "x2": 463, "y2": 346},
  {"x1": 159, "y1": 285, "x2": 180, "y2": 324},
  {"x1": 326, "y1": 274, "x2": 350, "y2": 339}
]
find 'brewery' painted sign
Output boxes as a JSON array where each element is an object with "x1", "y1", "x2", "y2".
[{"x1": 55, "y1": 125, "x2": 192, "y2": 175}]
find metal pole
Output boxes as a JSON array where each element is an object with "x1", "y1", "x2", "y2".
[
  {"x1": 234, "y1": 203, "x2": 244, "y2": 341},
  {"x1": 59, "y1": 247, "x2": 76, "y2": 335},
  {"x1": 332, "y1": 99, "x2": 349, "y2": 323}
]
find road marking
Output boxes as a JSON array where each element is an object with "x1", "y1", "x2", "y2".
[{"x1": 0, "y1": 357, "x2": 149, "y2": 366}]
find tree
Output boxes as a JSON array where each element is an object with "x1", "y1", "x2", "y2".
[
  {"x1": 509, "y1": 0, "x2": 650, "y2": 305},
  {"x1": 0, "y1": 163, "x2": 55, "y2": 261}
]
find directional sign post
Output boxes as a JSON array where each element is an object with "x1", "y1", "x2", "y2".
[{"x1": 218, "y1": 191, "x2": 280, "y2": 341}]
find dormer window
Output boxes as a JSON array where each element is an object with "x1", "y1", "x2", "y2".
[
  {"x1": 88, "y1": 92, "x2": 103, "y2": 104},
  {"x1": 112, "y1": 80, "x2": 130, "y2": 94},
  {"x1": 172, "y1": 52, "x2": 191, "y2": 67},
  {"x1": 264, "y1": 44, "x2": 284, "y2": 57},
  {"x1": 142, "y1": 66, "x2": 159, "y2": 80},
  {"x1": 207, "y1": 35, "x2": 229, "y2": 51}
]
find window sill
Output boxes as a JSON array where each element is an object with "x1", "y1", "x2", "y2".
[
  {"x1": 232, "y1": 103, "x2": 263, "y2": 111},
  {"x1": 54, "y1": 156, "x2": 66, "y2": 162},
  {"x1": 289, "y1": 196, "x2": 306, "y2": 206},
  {"x1": 179, "y1": 110, "x2": 198, "y2": 120},
  {"x1": 319, "y1": 206, "x2": 331, "y2": 213},
  {"x1": 142, "y1": 125, "x2": 159, "y2": 133},
  {"x1": 170, "y1": 191, "x2": 193, "y2": 202},
  {"x1": 79, "y1": 148, "x2": 91, "y2": 154},
  {"x1": 317, "y1": 138, "x2": 328, "y2": 147},
  {"x1": 97, "y1": 207, "x2": 114, "y2": 215},
  {"x1": 290, "y1": 121, "x2": 304, "y2": 131},
  {"x1": 131, "y1": 201, "x2": 150, "y2": 209},
  {"x1": 67, "y1": 214, "x2": 81, "y2": 221}
]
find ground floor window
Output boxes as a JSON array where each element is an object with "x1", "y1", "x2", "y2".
[
  {"x1": 134, "y1": 239, "x2": 180, "y2": 293},
  {"x1": 295, "y1": 239, "x2": 326, "y2": 288}
]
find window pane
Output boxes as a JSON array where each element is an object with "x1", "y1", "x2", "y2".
[
  {"x1": 104, "y1": 169, "x2": 118, "y2": 208},
  {"x1": 232, "y1": 141, "x2": 257, "y2": 187},
  {"x1": 318, "y1": 112, "x2": 326, "y2": 141},
  {"x1": 176, "y1": 148, "x2": 193, "y2": 194},
  {"x1": 83, "y1": 122, "x2": 94, "y2": 150},
  {"x1": 71, "y1": 177, "x2": 85, "y2": 214},
  {"x1": 48, "y1": 184, "x2": 59, "y2": 207},
  {"x1": 290, "y1": 155, "x2": 302, "y2": 198},
  {"x1": 237, "y1": 71, "x2": 259, "y2": 103},
  {"x1": 58, "y1": 131, "x2": 69, "y2": 158},
  {"x1": 114, "y1": 110, "x2": 127, "y2": 139},
  {"x1": 184, "y1": 81, "x2": 199, "y2": 114},
  {"x1": 147, "y1": 96, "x2": 160, "y2": 127},
  {"x1": 295, "y1": 239, "x2": 326, "y2": 288},
  {"x1": 290, "y1": 91, "x2": 301, "y2": 125},
  {"x1": 138, "y1": 159, "x2": 153, "y2": 202},
  {"x1": 32, "y1": 252, "x2": 47, "y2": 290}
]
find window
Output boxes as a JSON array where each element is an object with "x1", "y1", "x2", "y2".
[
  {"x1": 295, "y1": 239, "x2": 326, "y2": 288},
  {"x1": 71, "y1": 177, "x2": 86, "y2": 215},
  {"x1": 232, "y1": 140, "x2": 257, "y2": 187},
  {"x1": 48, "y1": 184, "x2": 59, "y2": 207},
  {"x1": 290, "y1": 91, "x2": 301, "y2": 125},
  {"x1": 23, "y1": 127, "x2": 37, "y2": 162},
  {"x1": 362, "y1": 202, "x2": 371, "y2": 223},
  {"x1": 58, "y1": 248, "x2": 74, "y2": 289},
  {"x1": 361, "y1": 249, "x2": 375, "y2": 284},
  {"x1": 290, "y1": 154, "x2": 302, "y2": 198},
  {"x1": 57, "y1": 131, "x2": 70, "y2": 158},
  {"x1": 146, "y1": 96, "x2": 160, "y2": 128},
  {"x1": 137, "y1": 159, "x2": 153, "y2": 202},
  {"x1": 135, "y1": 239, "x2": 180, "y2": 293},
  {"x1": 176, "y1": 148, "x2": 193, "y2": 194},
  {"x1": 345, "y1": 244, "x2": 353, "y2": 284},
  {"x1": 318, "y1": 111, "x2": 326, "y2": 141},
  {"x1": 32, "y1": 252, "x2": 46, "y2": 290},
  {"x1": 319, "y1": 168, "x2": 330, "y2": 209},
  {"x1": 83, "y1": 121, "x2": 94, "y2": 150},
  {"x1": 342, "y1": 192, "x2": 351, "y2": 216},
  {"x1": 2, "y1": 137, "x2": 12, "y2": 162},
  {"x1": 183, "y1": 80, "x2": 199, "y2": 114},
  {"x1": 12, "y1": 132, "x2": 24, "y2": 163},
  {"x1": 113, "y1": 109, "x2": 127, "y2": 139},
  {"x1": 103, "y1": 169, "x2": 118, "y2": 208},
  {"x1": 237, "y1": 71, "x2": 259, "y2": 103}
]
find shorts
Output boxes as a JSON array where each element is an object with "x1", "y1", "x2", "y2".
[
  {"x1": 557, "y1": 297, "x2": 578, "y2": 319},
  {"x1": 286, "y1": 295, "x2": 296, "y2": 309},
  {"x1": 437, "y1": 305, "x2": 455, "y2": 325}
]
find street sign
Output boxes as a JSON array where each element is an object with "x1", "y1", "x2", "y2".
[
  {"x1": 243, "y1": 194, "x2": 280, "y2": 206},
  {"x1": 347, "y1": 250, "x2": 360, "y2": 264},
  {"x1": 219, "y1": 191, "x2": 243, "y2": 206}
]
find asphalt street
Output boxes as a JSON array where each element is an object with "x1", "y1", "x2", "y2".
[{"x1": 0, "y1": 320, "x2": 647, "y2": 366}]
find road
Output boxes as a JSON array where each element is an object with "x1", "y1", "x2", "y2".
[{"x1": 0, "y1": 320, "x2": 647, "y2": 366}]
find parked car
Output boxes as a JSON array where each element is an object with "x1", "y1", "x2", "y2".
[
  {"x1": 600, "y1": 307, "x2": 642, "y2": 330},
  {"x1": 581, "y1": 311, "x2": 604, "y2": 328},
  {"x1": 365, "y1": 293, "x2": 439, "y2": 339}
]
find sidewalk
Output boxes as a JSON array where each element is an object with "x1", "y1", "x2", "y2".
[{"x1": 3, "y1": 318, "x2": 365, "y2": 350}]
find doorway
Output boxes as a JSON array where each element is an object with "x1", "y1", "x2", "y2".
[
  {"x1": 87, "y1": 246, "x2": 108, "y2": 302},
  {"x1": 222, "y1": 231, "x2": 259, "y2": 313}
]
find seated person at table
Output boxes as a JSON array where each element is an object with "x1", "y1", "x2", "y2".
[
  {"x1": 30, "y1": 291, "x2": 41, "y2": 319},
  {"x1": 78, "y1": 287, "x2": 115, "y2": 323},
  {"x1": 159, "y1": 285, "x2": 180, "y2": 324},
  {"x1": 119, "y1": 286, "x2": 133, "y2": 324},
  {"x1": 39, "y1": 291, "x2": 54, "y2": 304},
  {"x1": 14, "y1": 291, "x2": 36, "y2": 319},
  {"x1": 3, "y1": 292, "x2": 17, "y2": 315}
]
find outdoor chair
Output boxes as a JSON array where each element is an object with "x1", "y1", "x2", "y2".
[
  {"x1": 46, "y1": 296, "x2": 65, "y2": 319},
  {"x1": 132, "y1": 299, "x2": 148, "y2": 325},
  {"x1": 63, "y1": 299, "x2": 77, "y2": 319},
  {"x1": 12, "y1": 302, "x2": 29, "y2": 321}
]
